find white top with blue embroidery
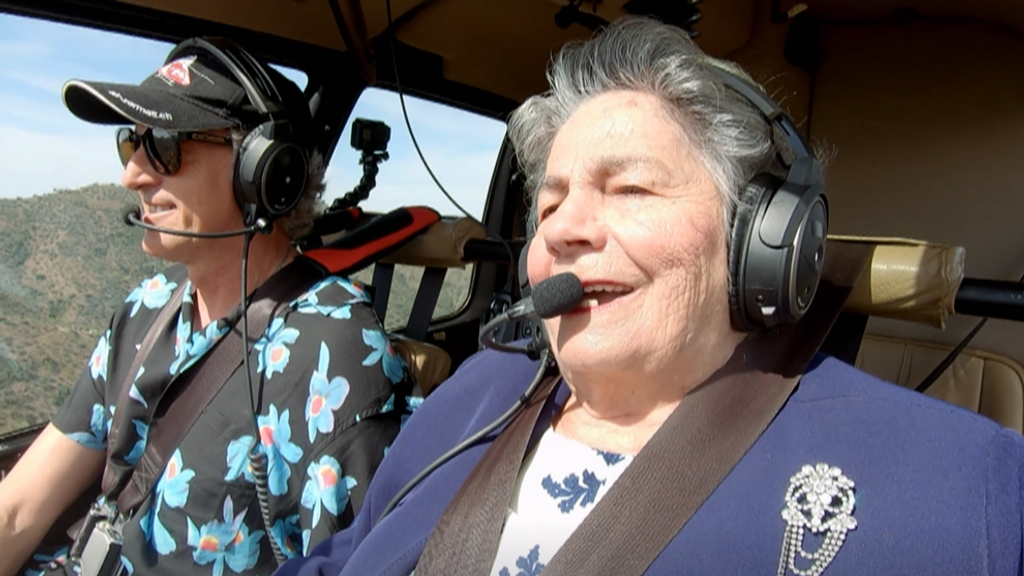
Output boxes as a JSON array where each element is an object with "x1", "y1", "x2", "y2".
[{"x1": 488, "y1": 425, "x2": 634, "y2": 576}]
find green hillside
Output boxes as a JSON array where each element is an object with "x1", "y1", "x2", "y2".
[{"x1": 0, "y1": 185, "x2": 472, "y2": 434}]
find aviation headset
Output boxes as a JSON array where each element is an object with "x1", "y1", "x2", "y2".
[
  {"x1": 164, "y1": 37, "x2": 310, "y2": 225},
  {"x1": 715, "y1": 68, "x2": 829, "y2": 332}
]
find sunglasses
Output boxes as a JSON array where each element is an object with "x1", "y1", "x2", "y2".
[{"x1": 116, "y1": 126, "x2": 233, "y2": 176}]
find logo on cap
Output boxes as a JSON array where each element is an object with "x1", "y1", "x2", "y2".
[{"x1": 156, "y1": 56, "x2": 196, "y2": 86}]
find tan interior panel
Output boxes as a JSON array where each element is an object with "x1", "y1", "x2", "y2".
[
  {"x1": 856, "y1": 334, "x2": 1024, "y2": 433},
  {"x1": 810, "y1": 19, "x2": 1024, "y2": 367},
  {"x1": 110, "y1": 0, "x2": 755, "y2": 103},
  {"x1": 118, "y1": 0, "x2": 349, "y2": 51}
]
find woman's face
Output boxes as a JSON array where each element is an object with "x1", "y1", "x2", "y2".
[{"x1": 527, "y1": 90, "x2": 741, "y2": 381}]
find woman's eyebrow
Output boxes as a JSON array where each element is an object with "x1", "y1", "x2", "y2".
[{"x1": 591, "y1": 155, "x2": 673, "y2": 181}]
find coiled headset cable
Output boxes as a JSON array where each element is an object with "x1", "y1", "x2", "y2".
[{"x1": 238, "y1": 231, "x2": 289, "y2": 565}]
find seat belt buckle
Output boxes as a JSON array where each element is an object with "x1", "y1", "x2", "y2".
[
  {"x1": 69, "y1": 499, "x2": 126, "y2": 576},
  {"x1": 79, "y1": 522, "x2": 125, "y2": 576}
]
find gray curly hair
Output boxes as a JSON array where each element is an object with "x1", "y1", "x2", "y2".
[{"x1": 507, "y1": 16, "x2": 793, "y2": 237}]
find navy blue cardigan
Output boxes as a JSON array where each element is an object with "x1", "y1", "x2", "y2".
[{"x1": 274, "y1": 348, "x2": 1024, "y2": 576}]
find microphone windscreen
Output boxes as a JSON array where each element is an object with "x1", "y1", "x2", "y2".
[
  {"x1": 532, "y1": 272, "x2": 585, "y2": 319},
  {"x1": 121, "y1": 204, "x2": 141, "y2": 226}
]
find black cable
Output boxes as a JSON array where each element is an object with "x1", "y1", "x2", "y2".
[
  {"x1": 376, "y1": 348, "x2": 555, "y2": 524},
  {"x1": 239, "y1": 232, "x2": 288, "y2": 565},
  {"x1": 915, "y1": 267, "x2": 1024, "y2": 394},
  {"x1": 241, "y1": 232, "x2": 257, "y2": 428},
  {"x1": 383, "y1": 0, "x2": 515, "y2": 270}
]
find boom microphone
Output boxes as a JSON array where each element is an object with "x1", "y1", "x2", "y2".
[
  {"x1": 120, "y1": 204, "x2": 272, "y2": 238},
  {"x1": 479, "y1": 271, "x2": 585, "y2": 356}
]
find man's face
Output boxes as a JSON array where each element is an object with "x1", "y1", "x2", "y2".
[{"x1": 121, "y1": 126, "x2": 242, "y2": 263}]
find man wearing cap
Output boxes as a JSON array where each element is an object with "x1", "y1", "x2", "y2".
[{"x1": 0, "y1": 38, "x2": 414, "y2": 576}]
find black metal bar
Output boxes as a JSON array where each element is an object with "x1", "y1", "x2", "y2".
[
  {"x1": 461, "y1": 239, "x2": 526, "y2": 264},
  {"x1": 954, "y1": 278, "x2": 1024, "y2": 322}
]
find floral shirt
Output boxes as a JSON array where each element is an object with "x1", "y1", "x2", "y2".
[{"x1": 31, "y1": 263, "x2": 414, "y2": 576}]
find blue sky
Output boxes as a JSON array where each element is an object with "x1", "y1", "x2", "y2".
[{"x1": 0, "y1": 12, "x2": 506, "y2": 218}]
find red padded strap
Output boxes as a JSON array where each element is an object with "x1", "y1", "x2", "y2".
[{"x1": 303, "y1": 206, "x2": 440, "y2": 276}]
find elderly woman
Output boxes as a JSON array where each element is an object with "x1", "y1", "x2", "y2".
[{"x1": 275, "y1": 16, "x2": 1024, "y2": 576}]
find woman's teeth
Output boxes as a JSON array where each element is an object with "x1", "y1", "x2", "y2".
[{"x1": 580, "y1": 284, "x2": 632, "y2": 307}]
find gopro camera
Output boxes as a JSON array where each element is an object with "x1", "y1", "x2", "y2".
[{"x1": 350, "y1": 118, "x2": 390, "y2": 154}]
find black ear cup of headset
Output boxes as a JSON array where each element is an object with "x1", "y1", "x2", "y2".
[
  {"x1": 716, "y1": 68, "x2": 829, "y2": 332},
  {"x1": 164, "y1": 37, "x2": 309, "y2": 225}
]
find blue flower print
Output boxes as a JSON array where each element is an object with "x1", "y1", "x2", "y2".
[
  {"x1": 168, "y1": 316, "x2": 192, "y2": 375},
  {"x1": 125, "y1": 274, "x2": 178, "y2": 317},
  {"x1": 129, "y1": 366, "x2": 148, "y2": 408},
  {"x1": 401, "y1": 396, "x2": 424, "y2": 428},
  {"x1": 124, "y1": 419, "x2": 149, "y2": 465},
  {"x1": 120, "y1": 556, "x2": 134, "y2": 575},
  {"x1": 361, "y1": 328, "x2": 405, "y2": 384},
  {"x1": 499, "y1": 545, "x2": 546, "y2": 576},
  {"x1": 542, "y1": 470, "x2": 605, "y2": 513},
  {"x1": 186, "y1": 496, "x2": 247, "y2": 576},
  {"x1": 105, "y1": 405, "x2": 115, "y2": 438},
  {"x1": 254, "y1": 318, "x2": 300, "y2": 379},
  {"x1": 224, "y1": 435, "x2": 256, "y2": 484},
  {"x1": 186, "y1": 323, "x2": 229, "y2": 365},
  {"x1": 157, "y1": 449, "x2": 195, "y2": 509},
  {"x1": 67, "y1": 403, "x2": 107, "y2": 450},
  {"x1": 257, "y1": 405, "x2": 303, "y2": 496},
  {"x1": 305, "y1": 342, "x2": 351, "y2": 443},
  {"x1": 23, "y1": 547, "x2": 70, "y2": 576},
  {"x1": 224, "y1": 523, "x2": 264, "y2": 573},
  {"x1": 337, "y1": 277, "x2": 370, "y2": 301},
  {"x1": 300, "y1": 455, "x2": 357, "y2": 528},
  {"x1": 269, "y1": 515, "x2": 303, "y2": 560},
  {"x1": 293, "y1": 278, "x2": 363, "y2": 319},
  {"x1": 169, "y1": 322, "x2": 230, "y2": 377},
  {"x1": 302, "y1": 529, "x2": 312, "y2": 556},
  {"x1": 595, "y1": 449, "x2": 625, "y2": 466},
  {"x1": 88, "y1": 331, "x2": 110, "y2": 382},
  {"x1": 144, "y1": 448, "x2": 196, "y2": 555}
]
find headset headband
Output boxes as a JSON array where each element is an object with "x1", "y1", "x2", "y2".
[
  {"x1": 166, "y1": 37, "x2": 285, "y2": 118},
  {"x1": 712, "y1": 68, "x2": 823, "y2": 189}
]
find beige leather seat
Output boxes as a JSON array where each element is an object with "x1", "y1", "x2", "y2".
[
  {"x1": 855, "y1": 335, "x2": 1024, "y2": 432},
  {"x1": 830, "y1": 236, "x2": 1024, "y2": 433}
]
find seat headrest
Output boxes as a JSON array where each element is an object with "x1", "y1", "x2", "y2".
[
  {"x1": 829, "y1": 235, "x2": 966, "y2": 329},
  {"x1": 377, "y1": 217, "x2": 488, "y2": 269}
]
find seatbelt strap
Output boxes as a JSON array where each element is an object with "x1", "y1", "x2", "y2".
[
  {"x1": 100, "y1": 278, "x2": 187, "y2": 499},
  {"x1": 111, "y1": 257, "x2": 322, "y2": 515},
  {"x1": 404, "y1": 267, "x2": 447, "y2": 341},
  {"x1": 371, "y1": 262, "x2": 395, "y2": 323},
  {"x1": 544, "y1": 366, "x2": 796, "y2": 575},
  {"x1": 416, "y1": 371, "x2": 562, "y2": 574}
]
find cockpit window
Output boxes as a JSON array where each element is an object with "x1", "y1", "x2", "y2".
[{"x1": 326, "y1": 87, "x2": 507, "y2": 331}]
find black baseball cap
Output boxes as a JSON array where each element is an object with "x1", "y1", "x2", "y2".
[{"x1": 61, "y1": 39, "x2": 309, "y2": 134}]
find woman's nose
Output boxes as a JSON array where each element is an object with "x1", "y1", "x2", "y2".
[{"x1": 541, "y1": 189, "x2": 607, "y2": 257}]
